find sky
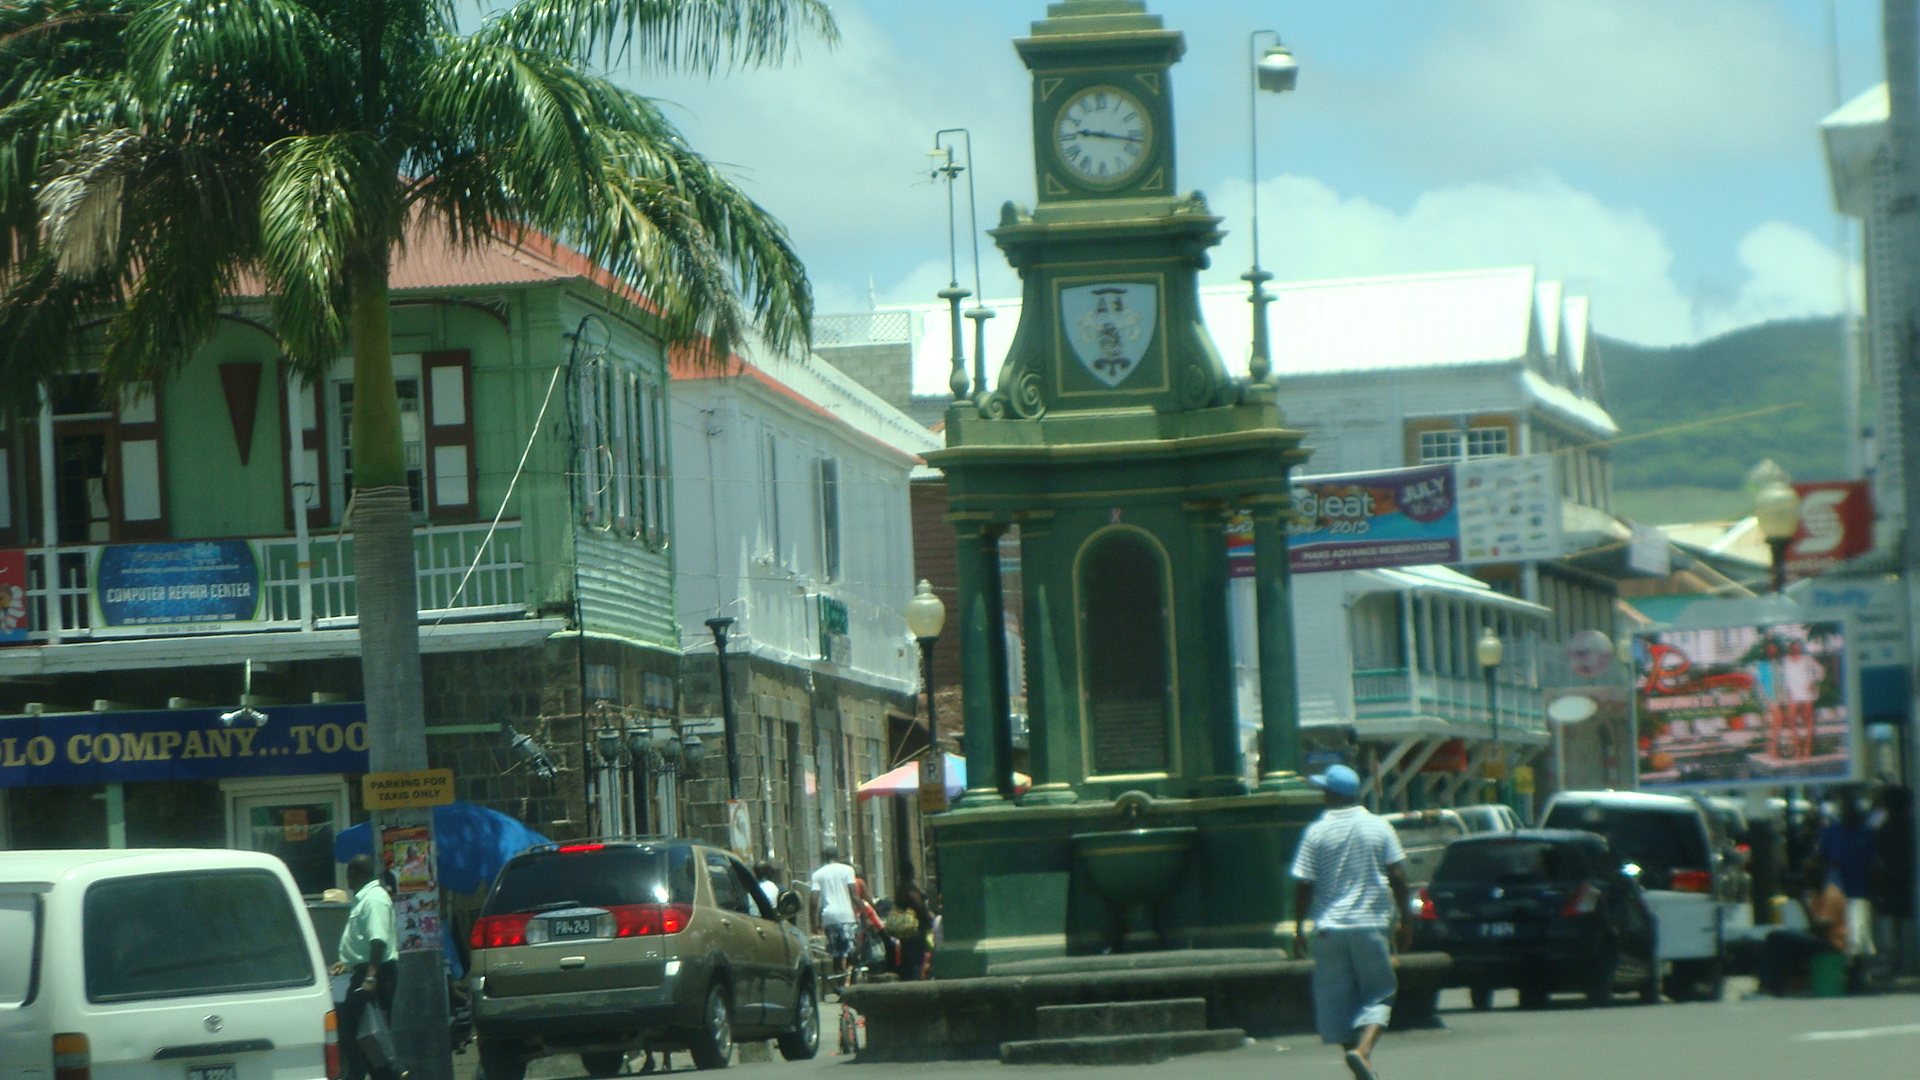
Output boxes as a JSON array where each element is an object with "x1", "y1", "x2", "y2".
[{"x1": 628, "y1": 0, "x2": 1891, "y2": 349}]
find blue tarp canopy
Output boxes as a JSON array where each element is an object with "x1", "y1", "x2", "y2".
[{"x1": 333, "y1": 800, "x2": 549, "y2": 895}]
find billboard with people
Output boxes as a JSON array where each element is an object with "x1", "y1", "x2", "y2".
[{"x1": 1633, "y1": 621, "x2": 1855, "y2": 788}]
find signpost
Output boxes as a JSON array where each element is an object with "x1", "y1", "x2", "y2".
[{"x1": 363, "y1": 768, "x2": 456, "y2": 810}]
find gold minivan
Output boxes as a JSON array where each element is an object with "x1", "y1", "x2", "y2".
[{"x1": 468, "y1": 839, "x2": 817, "y2": 1077}]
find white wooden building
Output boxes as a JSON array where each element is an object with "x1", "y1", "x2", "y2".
[{"x1": 670, "y1": 346, "x2": 939, "y2": 887}]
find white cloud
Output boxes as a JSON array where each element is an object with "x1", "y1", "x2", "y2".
[
  {"x1": 637, "y1": 6, "x2": 1030, "y2": 311},
  {"x1": 1344, "y1": 0, "x2": 1829, "y2": 174},
  {"x1": 1193, "y1": 171, "x2": 1852, "y2": 346}
]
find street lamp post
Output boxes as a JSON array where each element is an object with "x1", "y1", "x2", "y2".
[
  {"x1": 905, "y1": 581, "x2": 948, "y2": 893},
  {"x1": 905, "y1": 580, "x2": 949, "y2": 813},
  {"x1": 1753, "y1": 464, "x2": 1802, "y2": 595},
  {"x1": 1244, "y1": 32, "x2": 1298, "y2": 386},
  {"x1": 705, "y1": 617, "x2": 741, "y2": 801},
  {"x1": 1751, "y1": 462, "x2": 1803, "y2": 895},
  {"x1": 1477, "y1": 626, "x2": 1504, "y2": 807}
]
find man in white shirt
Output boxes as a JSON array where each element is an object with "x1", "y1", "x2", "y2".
[
  {"x1": 809, "y1": 847, "x2": 864, "y2": 982},
  {"x1": 1291, "y1": 765, "x2": 1412, "y2": 1080},
  {"x1": 332, "y1": 855, "x2": 396, "y2": 1080}
]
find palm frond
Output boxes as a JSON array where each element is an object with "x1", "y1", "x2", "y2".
[
  {"x1": 480, "y1": 0, "x2": 835, "y2": 74},
  {"x1": 410, "y1": 52, "x2": 811, "y2": 364},
  {"x1": 258, "y1": 132, "x2": 399, "y2": 368}
]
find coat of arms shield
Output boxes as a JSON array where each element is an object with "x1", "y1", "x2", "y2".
[{"x1": 1061, "y1": 283, "x2": 1157, "y2": 388}]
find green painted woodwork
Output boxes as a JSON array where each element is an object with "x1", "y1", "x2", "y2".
[
  {"x1": 926, "y1": 0, "x2": 1321, "y2": 973},
  {"x1": 133, "y1": 281, "x2": 677, "y2": 652}
]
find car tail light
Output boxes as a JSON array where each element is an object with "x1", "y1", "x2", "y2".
[
  {"x1": 607, "y1": 903, "x2": 693, "y2": 936},
  {"x1": 324, "y1": 1011, "x2": 341, "y2": 1080},
  {"x1": 557, "y1": 844, "x2": 605, "y2": 853},
  {"x1": 1559, "y1": 883, "x2": 1601, "y2": 917},
  {"x1": 1414, "y1": 887, "x2": 1438, "y2": 921},
  {"x1": 1669, "y1": 870, "x2": 1712, "y2": 894},
  {"x1": 471, "y1": 912, "x2": 533, "y2": 949},
  {"x1": 53, "y1": 1034, "x2": 89, "y2": 1080}
]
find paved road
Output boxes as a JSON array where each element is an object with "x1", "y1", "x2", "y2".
[{"x1": 489, "y1": 983, "x2": 1920, "y2": 1080}]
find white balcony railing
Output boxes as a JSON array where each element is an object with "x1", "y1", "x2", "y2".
[{"x1": 21, "y1": 521, "x2": 526, "y2": 643}]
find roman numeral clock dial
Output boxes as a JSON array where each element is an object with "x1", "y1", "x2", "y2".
[{"x1": 1054, "y1": 85, "x2": 1153, "y2": 187}]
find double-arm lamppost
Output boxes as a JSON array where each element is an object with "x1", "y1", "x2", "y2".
[
  {"x1": 1477, "y1": 626, "x2": 1504, "y2": 806},
  {"x1": 1244, "y1": 31, "x2": 1299, "y2": 386}
]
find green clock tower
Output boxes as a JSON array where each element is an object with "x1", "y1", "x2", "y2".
[{"x1": 925, "y1": 0, "x2": 1321, "y2": 975}]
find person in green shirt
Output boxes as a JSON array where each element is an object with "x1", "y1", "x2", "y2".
[{"x1": 333, "y1": 855, "x2": 397, "y2": 1080}]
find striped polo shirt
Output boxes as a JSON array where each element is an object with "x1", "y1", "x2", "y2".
[{"x1": 1290, "y1": 805, "x2": 1407, "y2": 930}]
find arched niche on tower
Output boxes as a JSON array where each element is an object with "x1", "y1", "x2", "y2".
[{"x1": 1075, "y1": 525, "x2": 1178, "y2": 779}]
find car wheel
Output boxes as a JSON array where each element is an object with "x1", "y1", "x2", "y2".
[
  {"x1": 580, "y1": 1051, "x2": 626, "y2": 1078},
  {"x1": 1517, "y1": 985, "x2": 1550, "y2": 1010},
  {"x1": 478, "y1": 1041, "x2": 527, "y2": 1080},
  {"x1": 1469, "y1": 986, "x2": 1495, "y2": 1011},
  {"x1": 777, "y1": 981, "x2": 821, "y2": 1061},
  {"x1": 689, "y1": 983, "x2": 734, "y2": 1070}
]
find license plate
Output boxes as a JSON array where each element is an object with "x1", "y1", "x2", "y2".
[
  {"x1": 548, "y1": 916, "x2": 597, "y2": 938},
  {"x1": 1482, "y1": 921, "x2": 1516, "y2": 938},
  {"x1": 189, "y1": 1064, "x2": 237, "y2": 1080}
]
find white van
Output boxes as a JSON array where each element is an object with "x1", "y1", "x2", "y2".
[
  {"x1": 0, "y1": 849, "x2": 337, "y2": 1080},
  {"x1": 1540, "y1": 791, "x2": 1741, "y2": 1001}
]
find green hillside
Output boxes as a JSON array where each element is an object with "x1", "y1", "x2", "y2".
[{"x1": 1599, "y1": 317, "x2": 1854, "y2": 522}]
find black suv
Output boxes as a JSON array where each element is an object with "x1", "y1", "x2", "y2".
[
  {"x1": 1410, "y1": 829, "x2": 1659, "y2": 1010},
  {"x1": 468, "y1": 838, "x2": 818, "y2": 1077}
]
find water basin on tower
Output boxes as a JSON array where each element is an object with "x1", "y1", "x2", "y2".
[{"x1": 1071, "y1": 826, "x2": 1197, "y2": 951}]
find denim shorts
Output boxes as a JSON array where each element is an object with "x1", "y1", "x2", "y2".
[{"x1": 1311, "y1": 927, "x2": 1397, "y2": 1044}]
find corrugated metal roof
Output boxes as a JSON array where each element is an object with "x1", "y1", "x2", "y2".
[{"x1": 232, "y1": 220, "x2": 659, "y2": 315}]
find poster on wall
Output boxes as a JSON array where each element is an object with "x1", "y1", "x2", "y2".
[
  {"x1": 1455, "y1": 455, "x2": 1562, "y2": 565},
  {"x1": 1633, "y1": 621, "x2": 1855, "y2": 788},
  {"x1": 95, "y1": 540, "x2": 260, "y2": 627},
  {"x1": 1288, "y1": 465, "x2": 1459, "y2": 573},
  {"x1": 381, "y1": 823, "x2": 443, "y2": 954},
  {"x1": 0, "y1": 549, "x2": 26, "y2": 643}
]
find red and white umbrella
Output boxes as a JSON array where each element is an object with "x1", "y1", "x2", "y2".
[{"x1": 855, "y1": 753, "x2": 1029, "y2": 800}]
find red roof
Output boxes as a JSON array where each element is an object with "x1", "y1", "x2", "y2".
[{"x1": 235, "y1": 220, "x2": 659, "y2": 316}]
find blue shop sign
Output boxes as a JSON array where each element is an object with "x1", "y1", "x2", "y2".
[
  {"x1": 0, "y1": 702, "x2": 368, "y2": 787},
  {"x1": 97, "y1": 541, "x2": 260, "y2": 627}
]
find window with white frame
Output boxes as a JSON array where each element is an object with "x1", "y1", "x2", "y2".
[
  {"x1": 818, "y1": 458, "x2": 841, "y2": 582},
  {"x1": 330, "y1": 355, "x2": 425, "y2": 516},
  {"x1": 1464, "y1": 426, "x2": 1509, "y2": 458},
  {"x1": 1417, "y1": 429, "x2": 1463, "y2": 464},
  {"x1": 762, "y1": 426, "x2": 785, "y2": 564},
  {"x1": 577, "y1": 356, "x2": 668, "y2": 544},
  {"x1": 1418, "y1": 425, "x2": 1510, "y2": 464}
]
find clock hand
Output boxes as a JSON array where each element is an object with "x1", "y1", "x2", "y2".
[{"x1": 1070, "y1": 128, "x2": 1143, "y2": 143}]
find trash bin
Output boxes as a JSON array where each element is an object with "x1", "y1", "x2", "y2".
[{"x1": 1810, "y1": 951, "x2": 1848, "y2": 998}]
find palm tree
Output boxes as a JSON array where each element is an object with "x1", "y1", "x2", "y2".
[{"x1": 2, "y1": 0, "x2": 832, "y2": 1074}]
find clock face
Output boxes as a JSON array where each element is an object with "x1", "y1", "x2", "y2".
[{"x1": 1054, "y1": 86, "x2": 1152, "y2": 186}]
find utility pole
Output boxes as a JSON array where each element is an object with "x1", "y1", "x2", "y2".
[{"x1": 1883, "y1": 0, "x2": 1920, "y2": 970}]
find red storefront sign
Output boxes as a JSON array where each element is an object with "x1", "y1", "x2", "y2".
[
  {"x1": 1786, "y1": 481, "x2": 1873, "y2": 580},
  {"x1": 1420, "y1": 738, "x2": 1469, "y2": 773}
]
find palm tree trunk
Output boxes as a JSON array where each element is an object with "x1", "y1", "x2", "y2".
[{"x1": 348, "y1": 254, "x2": 453, "y2": 1080}]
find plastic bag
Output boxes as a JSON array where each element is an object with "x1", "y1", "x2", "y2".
[{"x1": 358, "y1": 1004, "x2": 399, "y2": 1072}]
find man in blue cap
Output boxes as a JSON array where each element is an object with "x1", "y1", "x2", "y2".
[{"x1": 1291, "y1": 763, "x2": 1411, "y2": 1080}]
